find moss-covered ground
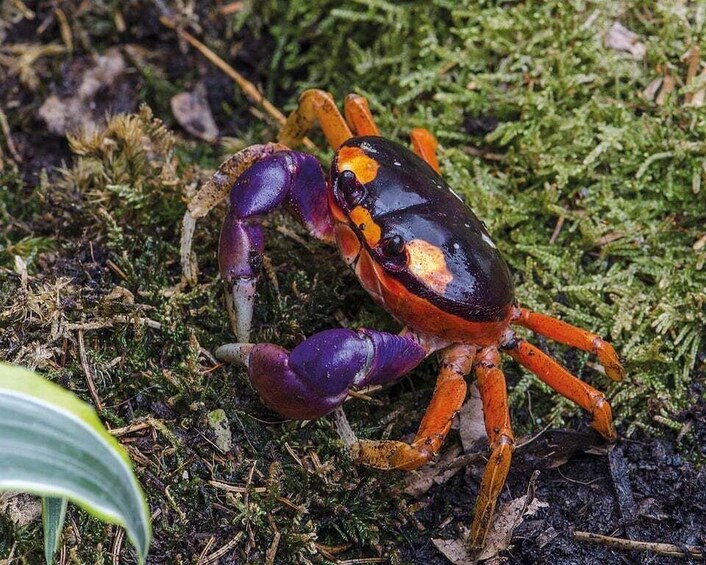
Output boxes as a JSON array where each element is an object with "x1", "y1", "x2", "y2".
[{"x1": 1, "y1": 1, "x2": 705, "y2": 563}]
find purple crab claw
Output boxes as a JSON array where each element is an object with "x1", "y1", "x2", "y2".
[{"x1": 216, "y1": 328, "x2": 427, "y2": 420}]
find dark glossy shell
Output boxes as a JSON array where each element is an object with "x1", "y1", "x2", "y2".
[{"x1": 332, "y1": 136, "x2": 514, "y2": 323}]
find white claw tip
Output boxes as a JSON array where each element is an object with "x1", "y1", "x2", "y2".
[{"x1": 215, "y1": 343, "x2": 254, "y2": 367}]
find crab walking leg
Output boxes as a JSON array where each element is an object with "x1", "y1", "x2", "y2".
[
  {"x1": 512, "y1": 307, "x2": 624, "y2": 381},
  {"x1": 279, "y1": 89, "x2": 353, "y2": 150},
  {"x1": 216, "y1": 328, "x2": 427, "y2": 419},
  {"x1": 502, "y1": 332, "x2": 617, "y2": 441},
  {"x1": 218, "y1": 151, "x2": 334, "y2": 341},
  {"x1": 468, "y1": 347, "x2": 515, "y2": 550},
  {"x1": 410, "y1": 127, "x2": 441, "y2": 173},
  {"x1": 354, "y1": 343, "x2": 475, "y2": 471},
  {"x1": 343, "y1": 94, "x2": 381, "y2": 136},
  {"x1": 181, "y1": 143, "x2": 287, "y2": 284}
]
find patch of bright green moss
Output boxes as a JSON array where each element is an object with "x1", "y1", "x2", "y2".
[{"x1": 240, "y1": 0, "x2": 706, "y2": 436}]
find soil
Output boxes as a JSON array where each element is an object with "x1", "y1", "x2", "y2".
[{"x1": 405, "y1": 427, "x2": 706, "y2": 564}]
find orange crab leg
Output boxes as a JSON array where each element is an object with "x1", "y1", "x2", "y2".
[
  {"x1": 469, "y1": 347, "x2": 515, "y2": 549},
  {"x1": 410, "y1": 127, "x2": 441, "y2": 173},
  {"x1": 354, "y1": 344, "x2": 475, "y2": 471},
  {"x1": 503, "y1": 334, "x2": 617, "y2": 441},
  {"x1": 344, "y1": 94, "x2": 381, "y2": 136},
  {"x1": 279, "y1": 89, "x2": 353, "y2": 150},
  {"x1": 512, "y1": 307, "x2": 624, "y2": 381}
]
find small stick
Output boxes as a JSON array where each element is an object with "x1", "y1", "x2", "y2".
[
  {"x1": 195, "y1": 536, "x2": 215, "y2": 565},
  {"x1": 331, "y1": 406, "x2": 357, "y2": 450},
  {"x1": 264, "y1": 530, "x2": 281, "y2": 565},
  {"x1": 108, "y1": 420, "x2": 153, "y2": 437},
  {"x1": 549, "y1": 216, "x2": 565, "y2": 244},
  {"x1": 463, "y1": 145, "x2": 504, "y2": 161},
  {"x1": 0, "y1": 108, "x2": 22, "y2": 163},
  {"x1": 656, "y1": 73, "x2": 676, "y2": 106},
  {"x1": 218, "y1": 1, "x2": 244, "y2": 15},
  {"x1": 106, "y1": 258, "x2": 129, "y2": 281},
  {"x1": 684, "y1": 45, "x2": 700, "y2": 105},
  {"x1": 573, "y1": 531, "x2": 704, "y2": 560},
  {"x1": 159, "y1": 15, "x2": 316, "y2": 150},
  {"x1": 200, "y1": 532, "x2": 244, "y2": 565},
  {"x1": 77, "y1": 329, "x2": 104, "y2": 411},
  {"x1": 693, "y1": 233, "x2": 706, "y2": 251},
  {"x1": 66, "y1": 315, "x2": 162, "y2": 331},
  {"x1": 208, "y1": 479, "x2": 267, "y2": 494},
  {"x1": 111, "y1": 527, "x2": 124, "y2": 565}
]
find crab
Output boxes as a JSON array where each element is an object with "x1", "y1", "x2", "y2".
[{"x1": 180, "y1": 89, "x2": 624, "y2": 550}]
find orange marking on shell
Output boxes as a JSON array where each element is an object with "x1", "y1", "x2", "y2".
[
  {"x1": 349, "y1": 206, "x2": 382, "y2": 247},
  {"x1": 406, "y1": 239, "x2": 454, "y2": 294},
  {"x1": 337, "y1": 146, "x2": 379, "y2": 184}
]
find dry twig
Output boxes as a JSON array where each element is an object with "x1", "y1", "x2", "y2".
[
  {"x1": 159, "y1": 15, "x2": 315, "y2": 150},
  {"x1": 0, "y1": 108, "x2": 22, "y2": 163},
  {"x1": 195, "y1": 536, "x2": 215, "y2": 565},
  {"x1": 77, "y1": 329, "x2": 103, "y2": 411},
  {"x1": 108, "y1": 420, "x2": 153, "y2": 438},
  {"x1": 264, "y1": 531, "x2": 281, "y2": 565},
  {"x1": 684, "y1": 45, "x2": 700, "y2": 105},
  {"x1": 111, "y1": 527, "x2": 124, "y2": 565},
  {"x1": 199, "y1": 533, "x2": 244, "y2": 564},
  {"x1": 573, "y1": 530, "x2": 704, "y2": 560},
  {"x1": 218, "y1": 1, "x2": 244, "y2": 15}
]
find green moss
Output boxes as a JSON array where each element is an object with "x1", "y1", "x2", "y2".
[{"x1": 236, "y1": 0, "x2": 706, "y2": 436}]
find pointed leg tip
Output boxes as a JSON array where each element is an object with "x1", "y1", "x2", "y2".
[
  {"x1": 596, "y1": 342, "x2": 625, "y2": 381},
  {"x1": 466, "y1": 526, "x2": 488, "y2": 553},
  {"x1": 605, "y1": 365, "x2": 625, "y2": 382},
  {"x1": 591, "y1": 419, "x2": 618, "y2": 443}
]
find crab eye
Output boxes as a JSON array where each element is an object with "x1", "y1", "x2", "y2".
[
  {"x1": 337, "y1": 170, "x2": 365, "y2": 209},
  {"x1": 380, "y1": 235, "x2": 405, "y2": 257}
]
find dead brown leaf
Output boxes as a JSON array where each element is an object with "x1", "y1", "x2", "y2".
[
  {"x1": 38, "y1": 47, "x2": 134, "y2": 135},
  {"x1": 170, "y1": 83, "x2": 219, "y2": 142},
  {"x1": 432, "y1": 475, "x2": 548, "y2": 564},
  {"x1": 459, "y1": 383, "x2": 486, "y2": 452},
  {"x1": 477, "y1": 494, "x2": 548, "y2": 561},
  {"x1": 0, "y1": 492, "x2": 41, "y2": 527},
  {"x1": 604, "y1": 22, "x2": 646, "y2": 60},
  {"x1": 404, "y1": 444, "x2": 463, "y2": 497}
]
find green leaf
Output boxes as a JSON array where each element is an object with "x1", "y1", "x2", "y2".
[
  {"x1": 42, "y1": 497, "x2": 67, "y2": 564},
  {"x1": 0, "y1": 362, "x2": 151, "y2": 563}
]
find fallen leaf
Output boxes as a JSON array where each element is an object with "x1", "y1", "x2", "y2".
[
  {"x1": 477, "y1": 495, "x2": 548, "y2": 561},
  {"x1": 518, "y1": 429, "x2": 606, "y2": 470},
  {"x1": 102, "y1": 285, "x2": 135, "y2": 304},
  {"x1": 170, "y1": 83, "x2": 219, "y2": 142},
  {"x1": 432, "y1": 533, "x2": 476, "y2": 565},
  {"x1": 404, "y1": 444, "x2": 463, "y2": 497},
  {"x1": 459, "y1": 383, "x2": 486, "y2": 453},
  {"x1": 641, "y1": 77, "x2": 664, "y2": 102},
  {"x1": 207, "y1": 408, "x2": 232, "y2": 453},
  {"x1": 0, "y1": 492, "x2": 41, "y2": 527},
  {"x1": 38, "y1": 48, "x2": 134, "y2": 135},
  {"x1": 432, "y1": 476, "x2": 548, "y2": 564},
  {"x1": 604, "y1": 22, "x2": 646, "y2": 60}
]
